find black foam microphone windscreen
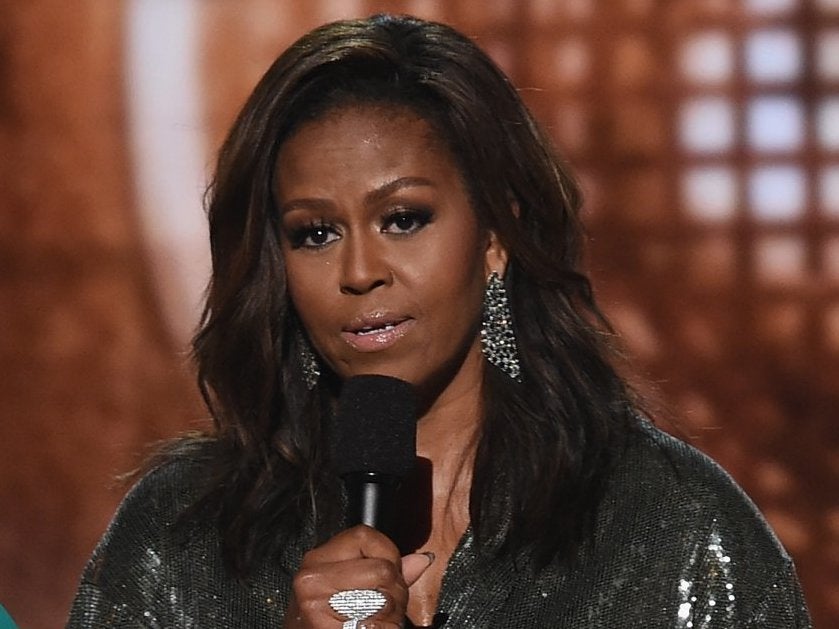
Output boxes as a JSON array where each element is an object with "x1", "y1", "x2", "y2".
[
  {"x1": 332, "y1": 374, "x2": 417, "y2": 477},
  {"x1": 332, "y1": 375, "x2": 418, "y2": 533}
]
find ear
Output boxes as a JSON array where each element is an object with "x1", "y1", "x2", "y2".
[{"x1": 484, "y1": 229, "x2": 509, "y2": 279}]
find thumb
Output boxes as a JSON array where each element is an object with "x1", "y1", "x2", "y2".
[{"x1": 401, "y1": 552, "x2": 435, "y2": 586}]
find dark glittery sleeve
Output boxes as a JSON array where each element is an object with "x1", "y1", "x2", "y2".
[
  {"x1": 66, "y1": 461, "x2": 192, "y2": 628},
  {"x1": 67, "y1": 582, "x2": 147, "y2": 628},
  {"x1": 739, "y1": 561, "x2": 812, "y2": 629},
  {"x1": 66, "y1": 456, "x2": 294, "y2": 628}
]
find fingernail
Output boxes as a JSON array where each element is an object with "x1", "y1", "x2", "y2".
[{"x1": 422, "y1": 551, "x2": 435, "y2": 563}]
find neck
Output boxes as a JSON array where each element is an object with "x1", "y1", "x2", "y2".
[
  {"x1": 397, "y1": 344, "x2": 487, "y2": 627},
  {"x1": 400, "y1": 348, "x2": 483, "y2": 550},
  {"x1": 400, "y1": 369, "x2": 481, "y2": 626},
  {"x1": 415, "y1": 375, "x2": 481, "y2": 522},
  {"x1": 415, "y1": 339, "x2": 484, "y2": 462}
]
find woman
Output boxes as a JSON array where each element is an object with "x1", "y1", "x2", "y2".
[{"x1": 68, "y1": 14, "x2": 811, "y2": 628}]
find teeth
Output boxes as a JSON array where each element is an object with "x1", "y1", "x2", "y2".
[{"x1": 357, "y1": 323, "x2": 395, "y2": 335}]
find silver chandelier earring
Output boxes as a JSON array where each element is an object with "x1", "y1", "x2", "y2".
[
  {"x1": 480, "y1": 271, "x2": 522, "y2": 382},
  {"x1": 297, "y1": 331, "x2": 320, "y2": 390}
]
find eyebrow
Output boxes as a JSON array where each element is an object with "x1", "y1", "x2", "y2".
[
  {"x1": 280, "y1": 176, "x2": 434, "y2": 214},
  {"x1": 364, "y1": 176, "x2": 434, "y2": 205}
]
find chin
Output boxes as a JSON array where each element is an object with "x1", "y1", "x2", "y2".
[
  {"x1": 339, "y1": 365, "x2": 419, "y2": 385},
  {"x1": 328, "y1": 345, "x2": 477, "y2": 398}
]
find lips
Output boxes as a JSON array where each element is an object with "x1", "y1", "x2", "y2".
[{"x1": 341, "y1": 313, "x2": 415, "y2": 352}]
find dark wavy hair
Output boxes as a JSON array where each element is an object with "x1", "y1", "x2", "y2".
[{"x1": 188, "y1": 13, "x2": 639, "y2": 577}]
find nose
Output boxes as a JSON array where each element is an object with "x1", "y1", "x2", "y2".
[{"x1": 339, "y1": 234, "x2": 391, "y2": 295}]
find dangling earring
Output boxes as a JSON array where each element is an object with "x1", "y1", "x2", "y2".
[
  {"x1": 297, "y1": 330, "x2": 320, "y2": 390},
  {"x1": 481, "y1": 271, "x2": 522, "y2": 382}
]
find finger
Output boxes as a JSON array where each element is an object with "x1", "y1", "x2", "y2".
[
  {"x1": 292, "y1": 559, "x2": 409, "y2": 623},
  {"x1": 294, "y1": 557, "x2": 401, "y2": 602},
  {"x1": 302, "y1": 525, "x2": 401, "y2": 567},
  {"x1": 290, "y1": 528, "x2": 411, "y2": 627},
  {"x1": 401, "y1": 552, "x2": 435, "y2": 586}
]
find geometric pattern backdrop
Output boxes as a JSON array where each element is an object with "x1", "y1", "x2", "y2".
[{"x1": 0, "y1": 1, "x2": 836, "y2": 627}]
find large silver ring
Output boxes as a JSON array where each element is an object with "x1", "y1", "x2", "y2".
[{"x1": 328, "y1": 588, "x2": 387, "y2": 628}]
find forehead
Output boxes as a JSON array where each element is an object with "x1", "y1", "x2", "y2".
[
  {"x1": 274, "y1": 104, "x2": 463, "y2": 193},
  {"x1": 282, "y1": 103, "x2": 445, "y2": 154}
]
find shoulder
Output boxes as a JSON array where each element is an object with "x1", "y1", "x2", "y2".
[
  {"x1": 69, "y1": 441, "x2": 219, "y2": 618},
  {"x1": 588, "y1": 420, "x2": 811, "y2": 627},
  {"x1": 610, "y1": 420, "x2": 780, "y2": 535},
  {"x1": 602, "y1": 420, "x2": 790, "y2": 561},
  {"x1": 68, "y1": 439, "x2": 296, "y2": 626},
  {"x1": 102, "y1": 439, "x2": 217, "y2": 535}
]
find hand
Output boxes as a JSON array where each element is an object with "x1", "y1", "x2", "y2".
[{"x1": 283, "y1": 525, "x2": 434, "y2": 628}]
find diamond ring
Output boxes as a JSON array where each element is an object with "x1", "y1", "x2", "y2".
[{"x1": 328, "y1": 588, "x2": 387, "y2": 628}]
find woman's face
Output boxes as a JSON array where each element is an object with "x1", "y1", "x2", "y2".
[{"x1": 275, "y1": 105, "x2": 506, "y2": 398}]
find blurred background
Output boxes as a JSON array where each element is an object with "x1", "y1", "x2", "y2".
[{"x1": 1, "y1": 0, "x2": 837, "y2": 626}]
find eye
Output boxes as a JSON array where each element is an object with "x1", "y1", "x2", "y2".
[
  {"x1": 381, "y1": 208, "x2": 433, "y2": 235},
  {"x1": 288, "y1": 221, "x2": 340, "y2": 249}
]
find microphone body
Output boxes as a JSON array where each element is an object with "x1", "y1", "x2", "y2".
[
  {"x1": 332, "y1": 375, "x2": 418, "y2": 538},
  {"x1": 343, "y1": 471, "x2": 401, "y2": 533}
]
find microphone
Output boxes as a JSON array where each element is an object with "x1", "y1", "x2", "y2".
[{"x1": 332, "y1": 375, "x2": 417, "y2": 537}]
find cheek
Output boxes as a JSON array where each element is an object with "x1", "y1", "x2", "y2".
[
  {"x1": 424, "y1": 251, "x2": 487, "y2": 329},
  {"x1": 284, "y1": 258, "x2": 330, "y2": 328},
  {"x1": 445, "y1": 239, "x2": 488, "y2": 296}
]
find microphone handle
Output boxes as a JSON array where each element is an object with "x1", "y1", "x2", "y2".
[{"x1": 343, "y1": 471, "x2": 401, "y2": 537}]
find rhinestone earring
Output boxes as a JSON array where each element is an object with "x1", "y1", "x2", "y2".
[
  {"x1": 480, "y1": 271, "x2": 521, "y2": 382},
  {"x1": 297, "y1": 331, "x2": 321, "y2": 390}
]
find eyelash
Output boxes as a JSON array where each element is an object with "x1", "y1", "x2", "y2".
[
  {"x1": 287, "y1": 207, "x2": 433, "y2": 250},
  {"x1": 287, "y1": 220, "x2": 337, "y2": 249},
  {"x1": 382, "y1": 207, "x2": 433, "y2": 234}
]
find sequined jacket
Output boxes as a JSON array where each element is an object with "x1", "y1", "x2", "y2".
[{"x1": 67, "y1": 422, "x2": 812, "y2": 628}]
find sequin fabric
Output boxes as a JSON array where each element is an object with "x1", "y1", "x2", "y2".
[{"x1": 67, "y1": 422, "x2": 812, "y2": 628}]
